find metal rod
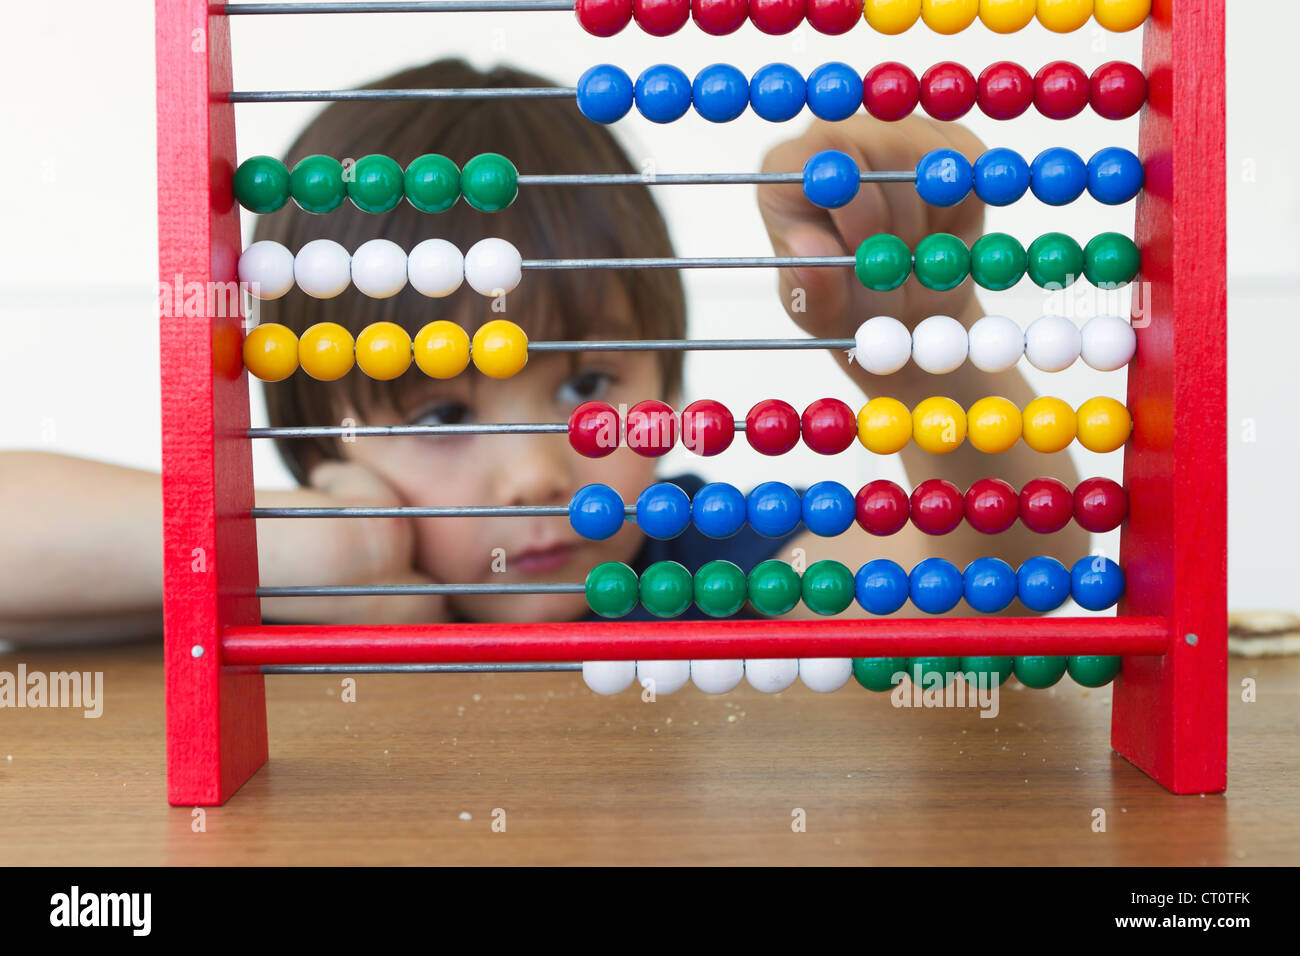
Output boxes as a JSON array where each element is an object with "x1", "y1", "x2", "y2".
[
  {"x1": 527, "y1": 337, "x2": 856, "y2": 352},
  {"x1": 248, "y1": 420, "x2": 748, "y2": 439},
  {"x1": 522, "y1": 255, "x2": 856, "y2": 270},
  {"x1": 229, "y1": 88, "x2": 573, "y2": 103},
  {"x1": 225, "y1": 1, "x2": 573, "y2": 13},
  {"x1": 258, "y1": 583, "x2": 586, "y2": 596},
  {"x1": 261, "y1": 662, "x2": 583, "y2": 674},
  {"x1": 252, "y1": 504, "x2": 629, "y2": 517},
  {"x1": 518, "y1": 171, "x2": 915, "y2": 186}
]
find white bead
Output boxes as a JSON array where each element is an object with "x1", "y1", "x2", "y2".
[
  {"x1": 967, "y1": 314, "x2": 1024, "y2": 372},
  {"x1": 1024, "y1": 315, "x2": 1082, "y2": 372},
  {"x1": 798, "y1": 658, "x2": 852, "y2": 693},
  {"x1": 464, "y1": 237, "x2": 522, "y2": 297},
  {"x1": 293, "y1": 239, "x2": 352, "y2": 299},
  {"x1": 911, "y1": 314, "x2": 969, "y2": 374},
  {"x1": 690, "y1": 659, "x2": 744, "y2": 694},
  {"x1": 350, "y1": 238, "x2": 408, "y2": 298},
  {"x1": 582, "y1": 660, "x2": 636, "y2": 696},
  {"x1": 744, "y1": 659, "x2": 799, "y2": 694},
  {"x1": 852, "y1": 315, "x2": 912, "y2": 375},
  {"x1": 637, "y1": 660, "x2": 690, "y2": 696},
  {"x1": 238, "y1": 241, "x2": 295, "y2": 300},
  {"x1": 408, "y1": 238, "x2": 464, "y2": 297},
  {"x1": 1080, "y1": 314, "x2": 1137, "y2": 371}
]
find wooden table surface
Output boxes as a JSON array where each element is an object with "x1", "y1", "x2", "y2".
[{"x1": 0, "y1": 640, "x2": 1295, "y2": 866}]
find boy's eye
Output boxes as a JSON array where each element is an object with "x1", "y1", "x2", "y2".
[
  {"x1": 410, "y1": 401, "x2": 472, "y2": 427},
  {"x1": 558, "y1": 370, "x2": 618, "y2": 405}
]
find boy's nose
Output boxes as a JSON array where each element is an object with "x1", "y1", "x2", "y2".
[{"x1": 490, "y1": 434, "x2": 573, "y2": 508}]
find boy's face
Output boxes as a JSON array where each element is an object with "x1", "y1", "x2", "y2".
[{"x1": 339, "y1": 298, "x2": 670, "y2": 623}]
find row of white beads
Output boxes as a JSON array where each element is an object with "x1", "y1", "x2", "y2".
[{"x1": 584, "y1": 659, "x2": 857, "y2": 695}]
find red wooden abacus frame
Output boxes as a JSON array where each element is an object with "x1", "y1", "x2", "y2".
[{"x1": 156, "y1": 0, "x2": 1226, "y2": 806}]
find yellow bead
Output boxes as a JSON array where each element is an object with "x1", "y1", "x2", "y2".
[
  {"x1": 857, "y1": 397, "x2": 912, "y2": 454},
  {"x1": 413, "y1": 321, "x2": 470, "y2": 379},
  {"x1": 912, "y1": 396, "x2": 967, "y2": 454},
  {"x1": 242, "y1": 323, "x2": 299, "y2": 382},
  {"x1": 1093, "y1": 0, "x2": 1149, "y2": 32},
  {"x1": 921, "y1": 0, "x2": 978, "y2": 33},
  {"x1": 1036, "y1": 0, "x2": 1092, "y2": 32},
  {"x1": 355, "y1": 321, "x2": 412, "y2": 381},
  {"x1": 471, "y1": 319, "x2": 529, "y2": 379},
  {"x1": 978, "y1": 0, "x2": 1035, "y2": 33},
  {"x1": 298, "y1": 322, "x2": 355, "y2": 381},
  {"x1": 1022, "y1": 396, "x2": 1077, "y2": 453},
  {"x1": 967, "y1": 396, "x2": 1023, "y2": 454},
  {"x1": 1076, "y1": 396, "x2": 1132, "y2": 452},
  {"x1": 864, "y1": 0, "x2": 922, "y2": 34}
]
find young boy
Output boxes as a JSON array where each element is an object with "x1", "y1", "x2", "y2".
[{"x1": 0, "y1": 58, "x2": 1084, "y2": 644}]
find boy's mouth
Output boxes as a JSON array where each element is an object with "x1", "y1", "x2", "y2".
[{"x1": 512, "y1": 541, "x2": 580, "y2": 575}]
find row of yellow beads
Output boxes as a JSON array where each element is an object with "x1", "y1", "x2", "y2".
[{"x1": 865, "y1": 0, "x2": 1149, "y2": 35}]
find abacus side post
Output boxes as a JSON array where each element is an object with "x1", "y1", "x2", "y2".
[{"x1": 157, "y1": 1, "x2": 268, "y2": 806}]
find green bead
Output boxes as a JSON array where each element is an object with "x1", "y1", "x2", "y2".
[
  {"x1": 639, "y1": 560, "x2": 693, "y2": 618},
  {"x1": 854, "y1": 233, "x2": 912, "y2": 291},
  {"x1": 347, "y1": 154, "x2": 405, "y2": 213},
  {"x1": 907, "y1": 657, "x2": 962, "y2": 689},
  {"x1": 233, "y1": 156, "x2": 290, "y2": 213},
  {"x1": 852, "y1": 657, "x2": 907, "y2": 692},
  {"x1": 1067, "y1": 655, "x2": 1122, "y2": 687},
  {"x1": 1083, "y1": 232, "x2": 1141, "y2": 289},
  {"x1": 404, "y1": 153, "x2": 461, "y2": 213},
  {"x1": 912, "y1": 233, "x2": 971, "y2": 291},
  {"x1": 290, "y1": 155, "x2": 346, "y2": 214},
  {"x1": 969, "y1": 233, "x2": 1027, "y2": 291},
  {"x1": 960, "y1": 656, "x2": 1014, "y2": 687},
  {"x1": 1026, "y1": 233, "x2": 1084, "y2": 290},
  {"x1": 1014, "y1": 655, "x2": 1068, "y2": 689},
  {"x1": 800, "y1": 560, "x2": 854, "y2": 616},
  {"x1": 693, "y1": 560, "x2": 747, "y2": 618},
  {"x1": 747, "y1": 560, "x2": 801, "y2": 616},
  {"x1": 585, "y1": 562, "x2": 638, "y2": 619},
  {"x1": 461, "y1": 152, "x2": 519, "y2": 213}
]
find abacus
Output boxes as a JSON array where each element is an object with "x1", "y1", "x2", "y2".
[{"x1": 156, "y1": 0, "x2": 1225, "y2": 805}]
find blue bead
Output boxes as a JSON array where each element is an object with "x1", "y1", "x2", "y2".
[
  {"x1": 914, "y1": 148, "x2": 973, "y2": 207},
  {"x1": 1017, "y1": 556, "x2": 1071, "y2": 611},
  {"x1": 963, "y1": 557, "x2": 1018, "y2": 613},
  {"x1": 801, "y1": 480, "x2": 855, "y2": 536},
  {"x1": 855, "y1": 559, "x2": 909, "y2": 615},
  {"x1": 1070, "y1": 556, "x2": 1126, "y2": 610},
  {"x1": 972, "y1": 147, "x2": 1030, "y2": 207},
  {"x1": 1029, "y1": 147, "x2": 1088, "y2": 206},
  {"x1": 635, "y1": 482, "x2": 692, "y2": 540},
  {"x1": 569, "y1": 484, "x2": 625, "y2": 540},
  {"x1": 1087, "y1": 147, "x2": 1144, "y2": 205},
  {"x1": 576, "y1": 64, "x2": 634, "y2": 124},
  {"x1": 749, "y1": 63, "x2": 806, "y2": 122},
  {"x1": 806, "y1": 61, "x2": 862, "y2": 121},
  {"x1": 692, "y1": 63, "x2": 749, "y2": 123},
  {"x1": 909, "y1": 558, "x2": 964, "y2": 614},
  {"x1": 692, "y1": 482, "x2": 746, "y2": 539},
  {"x1": 634, "y1": 64, "x2": 692, "y2": 124},
  {"x1": 802, "y1": 150, "x2": 860, "y2": 210},
  {"x1": 747, "y1": 481, "x2": 802, "y2": 537}
]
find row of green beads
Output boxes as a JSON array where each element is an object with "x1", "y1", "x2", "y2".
[
  {"x1": 854, "y1": 231, "x2": 1140, "y2": 292},
  {"x1": 586, "y1": 558, "x2": 857, "y2": 619},
  {"x1": 232, "y1": 153, "x2": 519, "y2": 215},
  {"x1": 851, "y1": 655, "x2": 1121, "y2": 691}
]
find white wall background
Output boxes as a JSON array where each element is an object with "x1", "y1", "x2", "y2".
[{"x1": 0, "y1": 1, "x2": 1294, "y2": 611}]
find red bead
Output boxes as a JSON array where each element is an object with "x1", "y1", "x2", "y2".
[
  {"x1": 1020, "y1": 477, "x2": 1074, "y2": 533},
  {"x1": 749, "y1": 0, "x2": 805, "y2": 34},
  {"x1": 1090, "y1": 61, "x2": 1147, "y2": 120},
  {"x1": 976, "y1": 61, "x2": 1033, "y2": 120},
  {"x1": 634, "y1": 0, "x2": 691, "y2": 35},
  {"x1": 1073, "y1": 477, "x2": 1128, "y2": 532},
  {"x1": 692, "y1": 0, "x2": 749, "y2": 34},
  {"x1": 855, "y1": 480, "x2": 909, "y2": 536},
  {"x1": 568, "y1": 401, "x2": 621, "y2": 458},
  {"x1": 919, "y1": 62, "x2": 976, "y2": 122},
  {"x1": 964, "y1": 478, "x2": 1019, "y2": 534},
  {"x1": 625, "y1": 399, "x2": 678, "y2": 457},
  {"x1": 745, "y1": 399, "x2": 801, "y2": 456},
  {"x1": 681, "y1": 399, "x2": 735, "y2": 456},
  {"x1": 801, "y1": 398, "x2": 856, "y2": 454},
  {"x1": 806, "y1": 0, "x2": 859, "y2": 34},
  {"x1": 575, "y1": 0, "x2": 634, "y2": 36},
  {"x1": 1034, "y1": 61, "x2": 1089, "y2": 120},
  {"x1": 910, "y1": 479, "x2": 964, "y2": 535},
  {"x1": 863, "y1": 62, "x2": 920, "y2": 122}
]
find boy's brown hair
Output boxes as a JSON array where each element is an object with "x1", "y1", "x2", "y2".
[{"x1": 252, "y1": 58, "x2": 686, "y2": 485}]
